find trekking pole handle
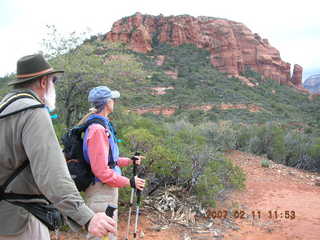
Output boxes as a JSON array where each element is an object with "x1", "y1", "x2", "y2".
[
  {"x1": 105, "y1": 205, "x2": 117, "y2": 218},
  {"x1": 102, "y1": 205, "x2": 117, "y2": 240},
  {"x1": 131, "y1": 152, "x2": 141, "y2": 177}
]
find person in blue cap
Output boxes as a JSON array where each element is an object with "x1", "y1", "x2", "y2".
[{"x1": 80, "y1": 86, "x2": 145, "y2": 240}]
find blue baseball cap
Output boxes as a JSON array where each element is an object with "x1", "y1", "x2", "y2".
[{"x1": 88, "y1": 86, "x2": 120, "y2": 104}]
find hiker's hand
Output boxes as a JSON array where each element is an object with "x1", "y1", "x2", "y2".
[
  {"x1": 131, "y1": 155, "x2": 144, "y2": 165},
  {"x1": 87, "y1": 212, "x2": 116, "y2": 237},
  {"x1": 130, "y1": 176, "x2": 145, "y2": 190},
  {"x1": 135, "y1": 176, "x2": 145, "y2": 191}
]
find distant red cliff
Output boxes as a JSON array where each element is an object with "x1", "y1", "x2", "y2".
[{"x1": 105, "y1": 13, "x2": 303, "y2": 86}]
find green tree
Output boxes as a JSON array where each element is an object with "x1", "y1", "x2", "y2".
[
  {"x1": 41, "y1": 25, "x2": 106, "y2": 126},
  {"x1": 122, "y1": 128, "x2": 159, "y2": 153},
  {"x1": 0, "y1": 74, "x2": 13, "y2": 98},
  {"x1": 41, "y1": 26, "x2": 149, "y2": 126}
]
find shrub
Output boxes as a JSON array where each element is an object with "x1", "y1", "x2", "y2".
[
  {"x1": 261, "y1": 159, "x2": 270, "y2": 168},
  {"x1": 232, "y1": 122, "x2": 320, "y2": 172},
  {"x1": 248, "y1": 136, "x2": 264, "y2": 154},
  {"x1": 122, "y1": 128, "x2": 159, "y2": 153},
  {"x1": 199, "y1": 121, "x2": 238, "y2": 152},
  {"x1": 235, "y1": 125, "x2": 251, "y2": 150},
  {"x1": 194, "y1": 155, "x2": 245, "y2": 207},
  {"x1": 266, "y1": 125, "x2": 286, "y2": 164},
  {"x1": 284, "y1": 131, "x2": 308, "y2": 167},
  {"x1": 306, "y1": 137, "x2": 320, "y2": 170},
  {"x1": 117, "y1": 118, "x2": 246, "y2": 207},
  {"x1": 145, "y1": 145, "x2": 178, "y2": 176}
]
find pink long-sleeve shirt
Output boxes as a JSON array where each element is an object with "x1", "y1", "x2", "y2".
[{"x1": 86, "y1": 124, "x2": 131, "y2": 188}]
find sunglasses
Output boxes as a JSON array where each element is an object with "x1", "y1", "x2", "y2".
[
  {"x1": 47, "y1": 75, "x2": 59, "y2": 84},
  {"x1": 52, "y1": 76, "x2": 58, "y2": 84}
]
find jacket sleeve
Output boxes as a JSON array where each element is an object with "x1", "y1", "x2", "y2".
[
  {"x1": 21, "y1": 108, "x2": 94, "y2": 226},
  {"x1": 118, "y1": 157, "x2": 131, "y2": 167},
  {"x1": 86, "y1": 124, "x2": 130, "y2": 188}
]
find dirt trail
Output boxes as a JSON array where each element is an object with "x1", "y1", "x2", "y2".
[
  {"x1": 224, "y1": 151, "x2": 320, "y2": 240},
  {"x1": 54, "y1": 151, "x2": 320, "y2": 240}
]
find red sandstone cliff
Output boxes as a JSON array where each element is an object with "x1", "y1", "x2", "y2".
[
  {"x1": 105, "y1": 13, "x2": 303, "y2": 86},
  {"x1": 291, "y1": 64, "x2": 303, "y2": 86}
]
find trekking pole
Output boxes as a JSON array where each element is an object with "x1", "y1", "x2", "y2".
[
  {"x1": 133, "y1": 152, "x2": 143, "y2": 240},
  {"x1": 102, "y1": 204, "x2": 117, "y2": 240},
  {"x1": 133, "y1": 187, "x2": 141, "y2": 240},
  {"x1": 125, "y1": 152, "x2": 140, "y2": 240},
  {"x1": 125, "y1": 185, "x2": 135, "y2": 240}
]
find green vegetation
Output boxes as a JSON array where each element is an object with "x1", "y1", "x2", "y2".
[
  {"x1": 0, "y1": 74, "x2": 13, "y2": 98},
  {"x1": 261, "y1": 159, "x2": 270, "y2": 168},
  {"x1": 234, "y1": 122, "x2": 320, "y2": 171},
  {"x1": 112, "y1": 113, "x2": 245, "y2": 207}
]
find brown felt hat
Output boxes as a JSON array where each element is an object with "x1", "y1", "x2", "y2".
[{"x1": 8, "y1": 54, "x2": 64, "y2": 86}]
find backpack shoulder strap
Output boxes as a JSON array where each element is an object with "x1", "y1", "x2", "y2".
[
  {"x1": 85, "y1": 118, "x2": 107, "y2": 129},
  {"x1": 0, "y1": 161, "x2": 29, "y2": 194},
  {"x1": 83, "y1": 118, "x2": 117, "y2": 168},
  {"x1": 0, "y1": 92, "x2": 38, "y2": 111},
  {"x1": 0, "y1": 92, "x2": 45, "y2": 118},
  {"x1": 0, "y1": 92, "x2": 46, "y2": 201}
]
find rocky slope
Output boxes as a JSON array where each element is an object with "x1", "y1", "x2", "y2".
[
  {"x1": 303, "y1": 73, "x2": 320, "y2": 93},
  {"x1": 105, "y1": 13, "x2": 302, "y2": 86}
]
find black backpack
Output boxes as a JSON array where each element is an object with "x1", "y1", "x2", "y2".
[{"x1": 61, "y1": 118, "x2": 106, "y2": 192}]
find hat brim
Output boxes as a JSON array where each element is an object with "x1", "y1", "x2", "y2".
[
  {"x1": 8, "y1": 70, "x2": 64, "y2": 86},
  {"x1": 111, "y1": 90, "x2": 120, "y2": 99}
]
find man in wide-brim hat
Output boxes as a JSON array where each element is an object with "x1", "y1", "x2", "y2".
[
  {"x1": 0, "y1": 54, "x2": 116, "y2": 239},
  {"x1": 7, "y1": 53, "x2": 64, "y2": 111}
]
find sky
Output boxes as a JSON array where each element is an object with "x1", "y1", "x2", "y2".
[{"x1": 0, "y1": 0, "x2": 319, "y2": 81}]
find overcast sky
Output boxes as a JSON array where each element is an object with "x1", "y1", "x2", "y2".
[{"x1": 0, "y1": 0, "x2": 319, "y2": 80}]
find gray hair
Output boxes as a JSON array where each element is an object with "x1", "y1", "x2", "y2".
[{"x1": 12, "y1": 77, "x2": 41, "y2": 89}]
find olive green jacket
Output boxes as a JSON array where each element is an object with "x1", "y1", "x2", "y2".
[{"x1": 0, "y1": 90, "x2": 94, "y2": 235}]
